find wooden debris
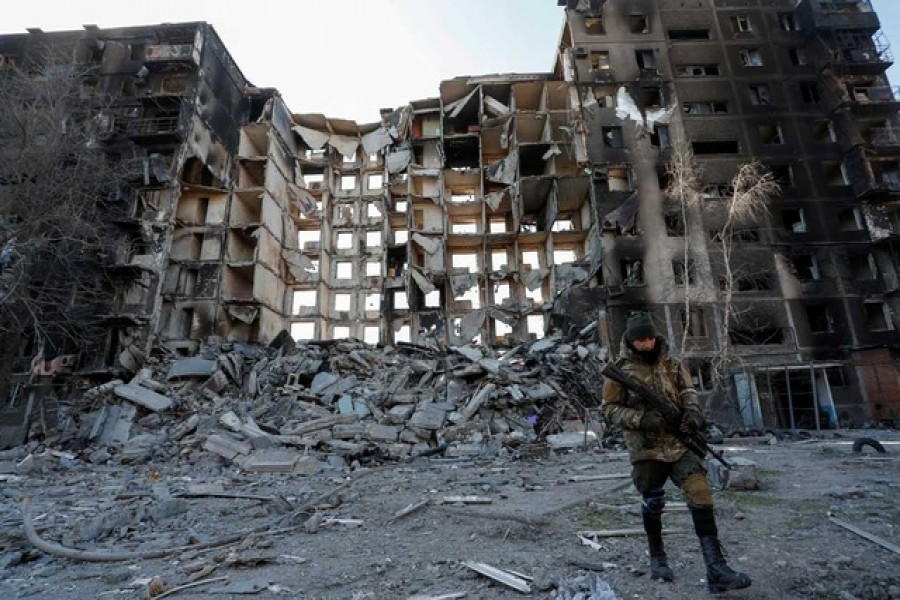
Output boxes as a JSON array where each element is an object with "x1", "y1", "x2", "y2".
[
  {"x1": 176, "y1": 490, "x2": 275, "y2": 502},
  {"x1": 578, "y1": 534, "x2": 603, "y2": 550},
  {"x1": 389, "y1": 499, "x2": 431, "y2": 524},
  {"x1": 152, "y1": 576, "x2": 229, "y2": 600},
  {"x1": 440, "y1": 495, "x2": 492, "y2": 505},
  {"x1": 406, "y1": 593, "x2": 467, "y2": 600},
  {"x1": 323, "y1": 518, "x2": 363, "y2": 527},
  {"x1": 22, "y1": 496, "x2": 262, "y2": 562},
  {"x1": 568, "y1": 473, "x2": 630, "y2": 482},
  {"x1": 463, "y1": 560, "x2": 532, "y2": 593},
  {"x1": 578, "y1": 528, "x2": 686, "y2": 538},
  {"x1": 829, "y1": 517, "x2": 900, "y2": 556}
]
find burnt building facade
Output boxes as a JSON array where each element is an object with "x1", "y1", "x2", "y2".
[
  {"x1": 0, "y1": 0, "x2": 898, "y2": 442},
  {"x1": 559, "y1": 0, "x2": 900, "y2": 427}
]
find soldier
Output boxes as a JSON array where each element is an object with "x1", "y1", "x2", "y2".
[{"x1": 602, "y1": 312, "x2": 751, "y2": 593}]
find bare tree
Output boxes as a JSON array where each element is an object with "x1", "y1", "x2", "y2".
[
  {"x1": 0, "y1": 50, "x2": 123, "y2": 388},
  {"x1": 710, "y1": 162, "x2": 780, "y2": 388},
  {"x1": 664, "y1": 140, "x2": 703, "y2": 354},
  {"x1": 665, "y1": 143, "x2": 780, "y2": 393}
]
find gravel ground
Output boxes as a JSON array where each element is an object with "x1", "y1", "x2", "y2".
[{"x1": 1, "y1": 430, "x2": 899, "y2": 600}]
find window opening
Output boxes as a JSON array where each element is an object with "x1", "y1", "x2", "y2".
[
  {"x1": 748, "y1": 84, "x2": 773, "y2": 105},
  {"x1": 731, "y1": 15, "x2": 752, "y2": 33},
  {"x1": 740, "y1": 49, "x2": 764, "y2": 67},
  {"x1": 758, "y1": 123, "x2": 784, "y2": 144},
  {"x1": 629, "y1": 14, "x2": 649, "y2": 34}
]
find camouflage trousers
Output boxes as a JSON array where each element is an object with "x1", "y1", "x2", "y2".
[{"x1": 631, "y1": 451, "x2": 714, "y2": 509}]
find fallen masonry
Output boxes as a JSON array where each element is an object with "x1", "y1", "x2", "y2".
[{"x1": 12, "y1": 329, "x2": 610, "y2": 473}]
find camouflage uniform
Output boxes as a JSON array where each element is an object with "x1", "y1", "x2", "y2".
[
  {"x1": 601, "y1": 325, "x2": 751, "y2": 593},
  {"x1": 602, "y1": 336, "x2": 704, "y2": 463}
]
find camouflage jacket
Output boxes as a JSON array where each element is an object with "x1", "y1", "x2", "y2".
[{"x1": 602, "y1": 336, "x2": 702, "y2": 463}]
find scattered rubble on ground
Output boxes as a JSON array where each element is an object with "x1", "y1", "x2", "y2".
[{"x1": 1, "y1": 331, "x2": 899, "y2": 599}]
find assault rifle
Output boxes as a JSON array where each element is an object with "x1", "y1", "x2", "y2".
[{"x1": 601, "y1": 362, "x2": 731, "y2": 469}]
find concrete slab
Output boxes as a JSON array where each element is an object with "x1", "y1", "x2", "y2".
[
  {"x1": 98, "y1": 403, "x2": 136, "y2": 446},
  {"x1": 244, "y1": 450, "x2": 300, "y2": 473},
  {"x1": 114, "y1": 384, "x2": 174, "y2": 412},
  {"x1": 409, "y1": 404, "x2": 447, "y2": 430},
  {"x1": 167, "y1": 358, "x2": 217, "y2": 380},
  {"x1": 203, "y1": 434, "x2": 252, "y2": 460},
  {"x1": 366, "y1": 423, "x2": 400, "y2": 442}
]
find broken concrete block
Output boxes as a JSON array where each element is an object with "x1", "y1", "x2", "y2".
[
  {"x1": 325, "y1": 440, "x2": 367, "y2": 455},
  {"x1": 708, "y1": 456, "x2": 759, "y2": 491},
  {"x1": 88, "y1": 448, "x2": 111, "y2": 464},
  {"x1": 204, "y1": 370, "x2": 229, "y2": 394},
  {"x1": 546, "y1": 431, "x2": 597, "y2": 449},
  {"x1": 203, "y1": 434, "x2": 252, "y2": 460},
  {"x1": 352, "y1": 399, "x2": 370, "y2": 418},
  {"x1": 244, "y1": 450, "x2": 299, "y2": 473},
  {"x1": 460, "y1": 383, "x2": 496, "y2": 422},
  {"x1": 114, "y1": 384, "x2": 174, "y2": 412},
  {"x1": 285, "y1": 413, "x2": 358, "y2": 436},
  {"x1": 121, "y1": 434, "x2": 164, "y2": 462},
  {"x1": 219, "y1": 411, "x2": 243, "y2": 432},
  {"x1": 169, "y1": 414, "x2": 200, "y2": 441},
  {"x1": 387, "y1": 404, "x2": 416, "y2": 424},
  {"x1": 78, "y1": 406, "x2": 108, "y2": 441},
  {"x1": 523, "y1": 382, "x2": 556, "y2": 401},
  {"x1": 385, "y1": 443, "x2": 412, "y2": 458},
  {"x1": 528, "y1": 339, "x2": 556, "y2": 354},
  {"x1": 337, "y1": 395, "x2": 355, "y2": 415},
  {"x1": 408, "y1": 404, "x2": 447, "y2": 430},
  {"x1": 167, "y1": 358, "x2": 216, "y2": 380},
  {"x1": 365, "y1": 423, "x2": 400, "y2": 443},
  {"x1": 478, "y1": 358, "x2": 502, "y2": 374},
  {"x1": 293, "y1": 455, "x2": 324, "y2": 476},
  {"x1": 452, "y1": 346, "x2": 483, "y2": 362},
  {"x1": 98, "y1": 403, "x2": 136, "y2": 446},
  {"x1": 310, "y1": 372, "x2": 339, "y2": 394},
  {"x1": 400, "y1": 428, "x2": 427, "y2": 444},
  {"x1": 384, "y1": 392, "x2": 419, "y2": 407},
  {"x1": 331, "y1": 423, "x2": 366, "y2": 440},
  {"x1": 445, "y1": 443, "x2": 485, "y2": 458}
]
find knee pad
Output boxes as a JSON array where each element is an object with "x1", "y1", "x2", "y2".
[
  {"x1": 683, "y1": 473, "x2": 714, "y2": 508},
  {"x1": 642, "y1": 487, "x2": 666, "y2": 517}
]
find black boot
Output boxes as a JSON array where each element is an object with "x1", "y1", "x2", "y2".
[
  {"x1": 643, "y1": 513, "x2": 674, "y2": 582},
  {"x1": 699, "y1": 536, "x2": 751, "y2": 594},
  {"x1": 649, "y1": 552, "x2": 674, "y2": 582}
]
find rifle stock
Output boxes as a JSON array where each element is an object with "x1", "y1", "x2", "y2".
[{"x1": 601, "y1": 362, "x2": 731, "y2": 469}]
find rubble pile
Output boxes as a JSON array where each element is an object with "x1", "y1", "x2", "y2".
[{"x1": 42, "y1": 325, "x2": 607, "y2": 473}]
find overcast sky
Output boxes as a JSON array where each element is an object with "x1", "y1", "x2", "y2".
[{"x1": 3, "y1": 0, "x2": 899, "y2": 122}]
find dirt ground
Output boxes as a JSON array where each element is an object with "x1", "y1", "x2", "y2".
[{"x1": 2, "y1": 430, "x2": 899, "y2": 600}]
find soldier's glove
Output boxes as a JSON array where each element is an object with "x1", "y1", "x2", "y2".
[
  {"x1": 639, "y1": 411, "x2": 666, "y2": 433},
  {"x1": 680, "y1": 410, "x2": 704, "y2": 434}
]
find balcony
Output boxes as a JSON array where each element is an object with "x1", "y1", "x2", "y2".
[
  {"x1": 867, "y1": 127, "x2": 900, "y2": 152},
  {"x1": 826, "y1": 36, "x2": 893, "y2": 75},
  {"x1": 836, "y1": 85, "x2": 900, "y2": 114},
  {"x1": 143, "y1": 43, "x2": 198, "y2": 71},
  {"x1": 118, "y1": 115, "x2": 186, "y2": 142},
  {"x1": 852, "y1": 168, "x2": 900, "y2": 198},
  {"x1": 801, "y1": 0, "x2": 880, "y2": 33},
  {"x1": 120, "y1": 155, "x2": 172, "y2": 188}
]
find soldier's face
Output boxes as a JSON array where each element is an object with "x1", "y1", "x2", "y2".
[{"x1": 632, "y1": 336, "x2": 656, "y2": 351}]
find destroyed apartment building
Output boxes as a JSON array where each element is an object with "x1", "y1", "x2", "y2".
[{"x1": 1, "y1": 0, "x2": 900, "y2": 449}]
